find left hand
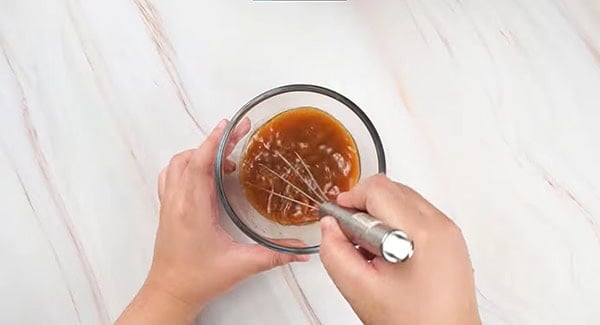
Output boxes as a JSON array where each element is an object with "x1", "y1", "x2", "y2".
[{"x1": 117, "y1": 119, "x2": 308, "y2": 324}]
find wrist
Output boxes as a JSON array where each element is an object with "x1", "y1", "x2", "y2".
[
  {"x1": 145, "y1": 264, "x2": 212, "y2": 310},
  {"x1": 138, "y1": 279, "x2": 202, "y2": 323},
  {"x1": 116, "y1": 278, "x2": 202, "y2": 325}
]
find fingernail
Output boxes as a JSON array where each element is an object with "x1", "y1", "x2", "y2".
[
  {"x1": 224, "y1": 160, "x2": 236, "y2": 172},
  {"x1": 215, "y1": 119, "x2": 228, "y2": 130},
  {"x1": 320, "y1": 216, "x2": 335, "y2": 231},
  {"x1": 296, "y1": 255, "x2": 310, "y2": 262}
]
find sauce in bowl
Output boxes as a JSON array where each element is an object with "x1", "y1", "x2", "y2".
[{"x1": 240, "y1": 107, "x2": 360, "y2": 225}]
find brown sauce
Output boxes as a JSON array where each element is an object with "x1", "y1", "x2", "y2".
[{"x1": 240, "y1": 107, "x2": 360, "y2": 225}]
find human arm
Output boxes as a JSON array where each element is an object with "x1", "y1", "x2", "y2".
[
  {"x1": 116, "y1": 119, "x2": 308, "y2": 324},
  {"x1": 320, "y1": 174, "x2": 481, "y2": 325}
]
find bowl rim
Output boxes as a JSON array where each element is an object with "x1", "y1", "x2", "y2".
[{"x1": 215, "y1": 84, "x2": 387, "y2": 255}]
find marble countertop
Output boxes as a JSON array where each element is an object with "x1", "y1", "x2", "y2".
[{"x1": 1, "y1": 1, "x2": 599, "y2": 324}]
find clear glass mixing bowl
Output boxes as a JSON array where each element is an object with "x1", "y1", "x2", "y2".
[{"x1": 215, "y1": 84, "x2": 386, "y2": 255}]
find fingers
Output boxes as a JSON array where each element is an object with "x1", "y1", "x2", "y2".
[
  {"x1": 187, "y1": 119, "x2": 228, "y2": 177},
  {"x1": 319, "y1": 217, "x2": 375, "y2": 288},
  {"x1": 223, "y1": 159, "x2": 236, "y2": 174},
  {"x1": 336, "y1": 174, "x2": 414, "y2": 229},
  {"x1": 267, "y1": 238, "x2": 310, "y2": 249},
  {"x1": 221, "y1": 118, "x2": 250, "y2": 174},
  {"x1": 158, "y1": 118, "x2": 244, "y2": 201},
  {"x1": 224, "y1": 117, "x2": 251, "y2": 157},
  {"x1": 158, "y1": 167, "x2": 167, "y2": 202},
  {"x1": 166, "y1": 149, "x2": 194, "y2": 188},
  {"x1": 234, "y1": 244, "x2": 309, "y2": 276},
  {"x1": 337, "y1": 174, "x2": 399, "y2": 212},
  {"x1": 187, "y1": 117, "x2": 250, "y2": 178}
]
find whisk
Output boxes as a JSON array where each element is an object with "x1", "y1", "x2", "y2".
[{"x1": 246, "y1": 151, "x2": 414, "y2": 263}]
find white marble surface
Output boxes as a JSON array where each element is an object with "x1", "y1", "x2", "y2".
[{"x1": 1, "y1": 0, "x2": 599, "y2": 324}]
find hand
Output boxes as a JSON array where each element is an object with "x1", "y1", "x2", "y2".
[
  {"x1": 117, "y1": 119, "x2": 308, "y2": 324},
  {"x1": 320, "y1": 174, "x2": 480, "y2": 325}
]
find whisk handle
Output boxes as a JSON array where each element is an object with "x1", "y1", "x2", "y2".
[{"x1": 319, "y1": 201, "x2": 414, "y2": 263}]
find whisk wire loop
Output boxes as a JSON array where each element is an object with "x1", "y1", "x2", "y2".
[{"x1": 248, "y1": 151, "x2": 329, "y2": 211}]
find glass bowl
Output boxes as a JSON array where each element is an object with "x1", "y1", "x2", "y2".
[{"x1": 215, "y1": 84, "x2": 386, "y2": 255}]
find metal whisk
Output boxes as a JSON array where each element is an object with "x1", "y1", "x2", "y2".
[{"x1": 246, "y1": 151, "x2": 414, "y2": 263}]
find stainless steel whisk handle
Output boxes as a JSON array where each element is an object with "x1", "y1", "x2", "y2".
[{"x1": 319, "y1": 201, "x2": 414, "y2": 263}]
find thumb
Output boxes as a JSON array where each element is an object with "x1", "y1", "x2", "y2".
[
  {"x1": 187, "y1": 119, "x2": 228, "y2": 177},
  {"x1": 319, "y1": 217, "x2": 375, "y2": 288},
  {"x1": 235, "y1": 244, "x2": 309, "y2": 276}
]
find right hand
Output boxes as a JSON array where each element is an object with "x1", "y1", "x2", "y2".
[{"x1": 320, "y1": 174, "x2": 480, "y2": 325}]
